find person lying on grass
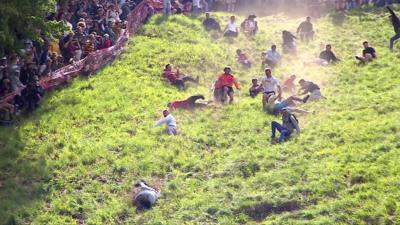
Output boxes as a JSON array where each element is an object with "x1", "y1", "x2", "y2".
[
  {"x1": 264, "y1": 93, "x2": 307, "y2": 115},
  {"x1": 223, "y1": 16, "x2": 239, "y2": 38},
  {"x1": 133, "y1": 180, "x2": 160, "y2": 211},
  {"x1": 154, "y1": 109, "x2": 177, "y2": 135},
  {"x1": 261, "y1": 68, "x2": 282, "y2": 110},
  {"x1": 355, "y1": 41, "x2": 377, "y2": 64},
  {"x1": 249, "y1": 78, "x2": 262, "y2": 97},
  {"x1": 167, "y1": 94, "x2": 209, "y2": 110},
  {"x1": 163, "y1": 64, "x2": 199, "y2": 90},
  {"x1": 214, "y1": 67, "x2": 240, "y2": 104},
  {"x1": 298, "y1": 79, "x2": 322, "y2": 103},
  {"x1": 236, "y1": 49, "x2": 251, "y2": 68},
  {"x1": 271, "y1": 108, "x2": 301, "y2": 143}
]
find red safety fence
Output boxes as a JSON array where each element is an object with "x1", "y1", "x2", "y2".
[{"x1": 0, "y1": 0, "x2": 160, "y2": 106}]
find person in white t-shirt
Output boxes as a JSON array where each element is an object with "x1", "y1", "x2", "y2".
[
  {"x1": 154, "y1": 109, "x2": 177, "y2": 135},
  {"x1": 261, "y1": 68, "x2": 282, "y2": 110},
  {"x1": 223, "y1": 16, "x2": 239, "y2": 38}
]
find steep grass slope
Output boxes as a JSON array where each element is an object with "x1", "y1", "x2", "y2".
[{"x1": 1, "y1": 7, "x2": 400, "y2": 225}]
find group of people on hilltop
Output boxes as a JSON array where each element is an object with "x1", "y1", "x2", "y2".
[
  {"x1": 0, "y1": 0, "x2": 143, "y2": 124},
  {"x1": 203, "y1": 13, "x2": 259, "y2": 38}
]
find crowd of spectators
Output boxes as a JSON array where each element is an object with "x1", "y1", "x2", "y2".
[
  {"x1": 0, "y1": 0, "x2": 143, "y2": 124},
  {"x1": 334, "y1": 0, "x2": 400, "y2": 10}
]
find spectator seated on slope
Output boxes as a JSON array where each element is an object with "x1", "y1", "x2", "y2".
[
  {"x1": 271, "y1": 108, "x2": 301, "y2": 143},
  {"x1": 203, "y1": 12, "x2": 221, "y2": 32},
  {"x1": 236, "y1": 49, "x2": 251, "y2": 68},
  {"x1": 168, "y1": 95, "x2": 208, "y2": 110},
  {"x1": 163, "y1": 64, "x2": 199, "y2": 90},
  {"x1": 355, "y1": 41, "x2": 377, "y2": 64},
  {"x1": 153, "y1": 109, "x2": 178, "y2": 135},
  {"x1": 282, "y1": 74, "x2": 297, "y2": 95},
  {"x1": 133, "y1": 180, "x2": 161, "y2": 211},
  {"x1": 298, "y1": 79, "x2": 322, "y2": 103},
  {"x1": 249, "y1": 78, "x2": 262, "y2": 98}
]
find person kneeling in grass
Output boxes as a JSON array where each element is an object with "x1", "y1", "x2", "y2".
[
  {"x1": 298, "y1": 79, "x2": 322, "y2": 103},
  {"x1": 154, "y1": 109, "x2": 177, "y2": 135},
  {"x1": 355, "y1": 41, "x2": 377, "y2": 64},
  {"x1": 163, "y1": 64, "x2": 199, "y2": 90},
  {"x1": 168, "y1": 95, "x2": 209, "y2": 110},
  {"x1": 133, "y1": 181, "x2": 161, "y2": 211},
  {"x1": 271, "y1": 108, "x2": 301, "y2": 143}
]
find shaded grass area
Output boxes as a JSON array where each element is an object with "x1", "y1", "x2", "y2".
[{"x1": 1, "y1": 7, "x2": 400, "y2": 225}]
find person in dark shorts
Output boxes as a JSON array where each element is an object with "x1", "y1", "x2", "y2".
[
  {"x1": 214, "y1": 67, "x2": 240, "y2": 104},
  {"x1": 249, "y1": 78, "x2": 262, "y2": 97}
]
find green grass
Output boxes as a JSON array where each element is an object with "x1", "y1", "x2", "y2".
[{"x1": 1, "y1": 6, "x2": 400, "y2": 224}]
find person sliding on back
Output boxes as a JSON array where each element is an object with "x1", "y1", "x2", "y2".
[
  {"x1": 167, "y1": 95, "x2": 208, "y2": 110},
  {"x1": 163, "y1": 64, "x2": 199, "y2": 90},
  {"x1": 387, "y1": 7, "x2": 400, "y2": 51},
  {"x1": 355, "y1": 41, "x2": 377, "y2": 64},
  {"x1": 214, "y1": 67, "x2": 240, "y2": 104}
]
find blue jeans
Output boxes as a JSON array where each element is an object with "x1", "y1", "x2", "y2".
[
  {"x1": 271, "y1": 121, "x2": 292, "y2": 142},
  {"x1": 390, "y1": 33, "x2": 400, "y2": 50}
]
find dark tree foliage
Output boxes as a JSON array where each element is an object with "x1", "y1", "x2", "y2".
[{"x1": 0, "y1": 0, "x2": 65, "y2": 56}]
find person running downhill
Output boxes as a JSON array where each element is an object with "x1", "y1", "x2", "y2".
[
  {"x1": 167, "y1": 95, "x2": 208, "y2": 110},
  {"x1": 387, "y1": 7, "x2": 400, "y2": 51},
  {"x1": 163, "y1": 64, "x2": 199, "y2": 90},
  {"x1": 297, "y1": 16, "x2": 314, "y2": 42},
  {"x1": 271, "y1": 108, "x2": 301, "y2": 143},
  {"x1": 214, "y1": 67, "x2": 240, "y2": 104},
  {"x1": 261, "y1": 68, "x2": 282, "y2": 110}
]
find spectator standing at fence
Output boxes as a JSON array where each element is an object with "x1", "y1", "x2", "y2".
[
  {"x1": 164, "y1": 0, "x2": 172, "y2": 16},
  {"x1": 297, "y1": 17, "x2": 314, "y2": 42}
]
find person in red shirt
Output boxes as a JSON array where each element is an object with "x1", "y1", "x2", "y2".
[
  {"x1": 214, "y1": 67, "x2": 240, "y2": 104},
  {"x1": 282, "y1": 74, "x2": 297, "y2": 95},
  {"x1": 236, "y1": 49, "x2": 251, "y2": 68},
  {"x1": 167, "y1": 95, "x2": 208, "y2": 110},
  {"x1": 163, "y1": 64, "x2": 199, "y2": 90}
]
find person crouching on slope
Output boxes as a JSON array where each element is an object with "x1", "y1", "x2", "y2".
[
  {"x1": 163, "y1": 64, "x2": 199, "y2": 90},
  {"x1": 214, "y1": 67, "x2": 240, "y2": 104},
  {"x1": 154, "y1": 109, "x2": 177, "y2": 135},
  {"x1": 271, "y1": 108, "x2": 301, "y2": 143},
  {"x1": 167, "y1": 95, "x2": 208, "y2": 110}
]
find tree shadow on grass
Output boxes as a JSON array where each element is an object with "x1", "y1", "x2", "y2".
[{"x1": 0, "y1": 124, "x2": 50, "y2": 224}]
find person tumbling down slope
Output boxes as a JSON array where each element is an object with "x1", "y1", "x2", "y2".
[
  {"x1": 133, "y1": 181, "x2": 161, "y2": 211},
  {"x1": 163, "y1": 64, "x2": 199, "y2": 90},
  {"x1": 298, "y1": 79, "x2": 322, "y2": 103},
  {"x1": 271, "y1": 108, "x2": 301, "y2": 143},
  {"x1": 214, "y1": 67, "x2": 240, "y2": 104},
  {"x1": 154, "y1": 109, "x2": 177, "y2": 135},
  {"x1": 168, "y1": 95, "x2": 209, "y2": 110},
  {"x1": 265, "y1": 93, "x2": 307, "y2": 115}
]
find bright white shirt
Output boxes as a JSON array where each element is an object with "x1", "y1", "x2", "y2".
[
  {"x1": 154, "y1": 114, "x2": 177, "y2": 128},
  {"x1": 226, "y1": 22, "x2": 237, "y2": 32},
  {"x1": 266, "y1": 50, "x2": 281, "y2": 62},
  {"x1": 193, "y1": 0, "x2": 200, "y2": 7},
  {"x1": 261, "y1": 76, "x2": 280, "y2": 93}
]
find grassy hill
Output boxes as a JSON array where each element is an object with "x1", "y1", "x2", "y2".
[{"x1": 1, "y1": 6, "x2": 400, "y2": 225}]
